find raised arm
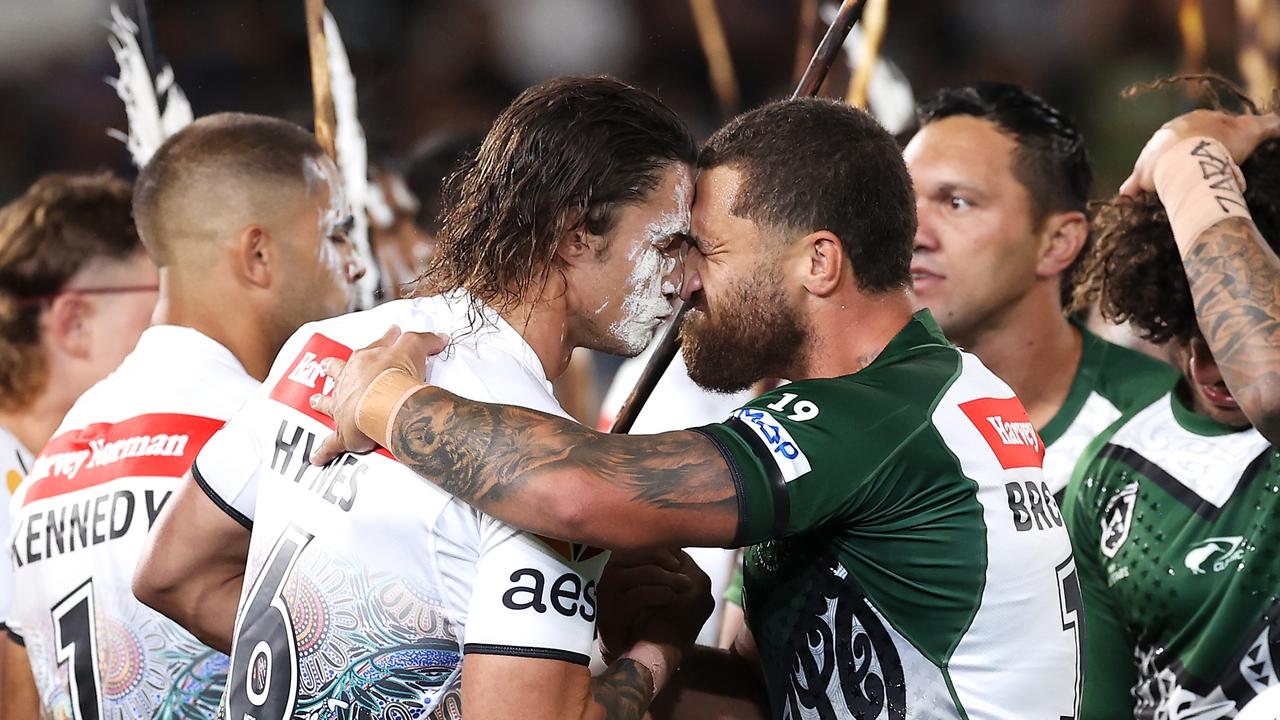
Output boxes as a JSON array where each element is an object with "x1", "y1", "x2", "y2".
[
  {"x1": 309, "y1": 329, "x2": 741, "y2": 550},
  {"x1": 1123, "y1": 111, "x2": 1280, "y2": 442}
]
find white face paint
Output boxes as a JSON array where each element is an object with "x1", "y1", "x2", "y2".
[
  {"x1": 609, "y1": 166, "x2": 691, "y2": 353},
  {"x1": 303, "y1": 156, "x2": 354, "y2": 293}
]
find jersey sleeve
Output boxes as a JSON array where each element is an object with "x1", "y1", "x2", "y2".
[
  {"x1": 1063, "y1": 450, "x2": 1138, "y2": 718},
  {"x1": 190, "y1": 406, "x2": 262, "y2": 529},
  {"x1": 695, "y1": 386, "x2": 884, "y2": 547},
  {"x1": 462, "y1": 517, "x2": 608, "y2": 666}
]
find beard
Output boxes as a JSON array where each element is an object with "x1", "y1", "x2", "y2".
[{"x1": 680, "y1": 270, "x2": 808, "y2": 393}]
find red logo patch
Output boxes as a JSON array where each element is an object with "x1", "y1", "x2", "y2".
[
  {"x1": 268, "y1": 333, "x2": 352, "y2": 427},
  {"x1": 958, "y1": 396, "x2": 1044, "y2": 470},
  {"x1": 24, "y1": 414, "x2": 225, "y2": 505}
]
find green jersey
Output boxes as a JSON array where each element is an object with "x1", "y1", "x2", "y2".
[
  {"x1": 697, "y1": 312, "x2": 1080, "y2": 719},
  {"x1": 1064, "y1": 388, "x2": 1279, "y2": 717},
  {"x1": 1040, "y1": 322, "x2": 1177, "y2": 498}
]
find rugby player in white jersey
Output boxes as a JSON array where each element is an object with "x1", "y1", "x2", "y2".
[
  {"x1": 4, "y1": 113, "x2": 364, "y2": 718},
  {"x1": 136, "y1": 76, "x2": 711, "y2": 719},
  {"x1": 0, "y1": 173, "x2": 157, "y2": 708},
  {"x1": 317, "y1": 99, "x2": 1083, "y2": 718}
]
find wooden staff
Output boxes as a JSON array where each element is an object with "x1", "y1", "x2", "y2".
[
  {"x1": 690, "y1": 0, "x2": 740, "y2": 116},
  {"x1": 847, "y1": 0, "x2": 889, "y2": 109},
  {"x1": 305, "y1": 0, "x2": 337, "y2": 159},
  {"x1": 1178, "y1": 0, "x2": 1206, "y2": 76},
  {"x1": 610, "y1": 0, "x2": 867, "y2": 434},
  {"x1": 792, "y1": 0, "x2": 819, "y2": 86},
  {"x1": 1237, "y1": 0, "x2": 1280, "y2": 107}
]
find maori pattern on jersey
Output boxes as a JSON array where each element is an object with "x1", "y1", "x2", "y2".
[
  {"x1": 1133, "y1": 605, "x2": 1280, "y2": 719},
  {"x1": 784, "y1": 561, "x2": 907, "y2": 720}
]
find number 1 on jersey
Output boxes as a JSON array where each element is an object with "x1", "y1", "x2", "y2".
[{"x1": 51, "y1": 580, "x2": 102, "y2": 720}]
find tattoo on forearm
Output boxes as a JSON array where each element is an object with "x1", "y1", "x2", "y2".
[
  {"x1": 590, "y1": 658, "x2": 654, "y2": 720},
  {"x1": 388, "y1": 389, "x2": 736, "y2": 524},
  {"x1": 1190, "y1": 140, "x2": 1250, "y2": 213},
  {"x1": 1184, "y1": 216, "x2": 1280, "y2": 424}
]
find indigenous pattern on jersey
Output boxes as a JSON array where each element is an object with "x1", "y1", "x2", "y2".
[
  {"x1": 1065, "y1": 389, "x2": 1280, "y2": 718},
  {"x1": 0, "y1": 425, "x2": 32, "y2": 633},
  {"x1": 194, "y1": 293, "x2": 608, "y2": 720},
  {"x1": 5, "y1": 326, "x2": 258, "y2": 719},
  {"x1": 696, "y1": 311, "x2": 1080, "y2": 719},
  {"x1": 1039, "y1": 321, "x2": 1176, "y2": 498}
]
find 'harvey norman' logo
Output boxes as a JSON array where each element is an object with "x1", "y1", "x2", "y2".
[
  {"x1": 986, "y1": 416, "x2": 1040, "y2": 452},
  {"x1": 959, "y1": 396, "x2": 1045, "y2": 470},
  {"x1": 33, "y1": 433, "x2": 190, "y2": 481},
  {"x1": 286, "y1": 351, "x2": 336, "y2": 396}
]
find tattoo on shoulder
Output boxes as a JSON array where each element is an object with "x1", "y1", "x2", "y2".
[
  {"x1": 591, "y1": 658, "x2": 653, "y2": 720},
  {"x1": 388, "y1": 389, "x2": 736, "y2": 515}
]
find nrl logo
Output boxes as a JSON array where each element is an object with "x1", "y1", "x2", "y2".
[
  {"x1": 1100, "y1": 482, "x2": 1139, "y2": 559},
  {"x1": 1184, "y1": 536, "x2": 1247, "y2": 575}
]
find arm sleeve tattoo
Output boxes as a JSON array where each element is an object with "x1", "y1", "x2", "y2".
[
  {"x1": 1183, "y1": 215, "x2": 1280, "y2": 436},
  {"x1": 386, "y1": 388, "x2": 740, "y2": 547}
]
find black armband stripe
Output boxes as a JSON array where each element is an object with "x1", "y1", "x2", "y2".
[
  {"x1": 723, "y1": 417, "x2": 790, "y2": 539},
  {"x1": 463, "y1": 643, "x2": 590, "y2": 666},
  {"x1": 690, "y1": 427, "x2": 750, "y2": 548},
  {"x1": 191, "y1": 462, "x2": 253, "y2": 531},
  {"x1": 4, "y1": 623, "x2": 24, "y2": 646}
]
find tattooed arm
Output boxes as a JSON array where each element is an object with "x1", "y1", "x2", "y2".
[
  {"x1": 307, "y1": 327, "x2": 740, "y2": 549},
  {"x1": 1182, "y1": 215, "x2": 1280, "y2": 442},
  {"x1": 1123, "y1": 111, "x2": 1280, "y2": 442},
  {"x1": 388, "y1": 386, "x2": 740, "y2": 549}
]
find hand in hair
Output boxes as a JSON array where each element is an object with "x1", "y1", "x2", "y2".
[{"x1": 1120, "y1": 110, "x2": 1280, "y2": 196}]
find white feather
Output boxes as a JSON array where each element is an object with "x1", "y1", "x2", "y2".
[
  {"x1": 105, "y1": 4, "x2": 192, "y2": 167},
  {"x1": 820, "y1": 3, "x2": 915, "y2": 134},
  {"x1": 324, "y1": 9, "x2": 379, "y2": 309}
]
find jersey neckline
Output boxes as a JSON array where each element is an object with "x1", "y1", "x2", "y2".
[{"x1": 1168, "y1": 382, "x2": 1253, "y2": 437}]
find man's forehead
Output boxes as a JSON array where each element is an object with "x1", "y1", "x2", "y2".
[{"x1": 905, "y1": 116, "x2": 1019, "y2": 185}]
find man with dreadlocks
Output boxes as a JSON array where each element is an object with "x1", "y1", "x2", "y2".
[{"x1": 1065, "y1": 99, "x2": 1280, "y2": 716}]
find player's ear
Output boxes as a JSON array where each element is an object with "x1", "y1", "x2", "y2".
[
  {"x1": 233, "y1": 225, "x2": 275, "y2": 289},
  {"x1": 798, "y1": 230, "x2": 845, "y2": 297},
  {"x1": 555, "y1": 226, "x2": 600, "y2": 268},
  {"x1": 44, "y1": 293, "x2": 92, "y2": 360},
  {"x1": 1035, "y1": 210, "x2": 1088, "y2": 278}
]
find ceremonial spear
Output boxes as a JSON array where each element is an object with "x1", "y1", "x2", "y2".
[{"x1": 609, "y1": 0, "x2": 868, "y2": 434}]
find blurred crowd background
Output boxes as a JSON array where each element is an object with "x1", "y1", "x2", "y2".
[{"x1": 0, "y1": 0, "x2": 1269, "y2": 417}]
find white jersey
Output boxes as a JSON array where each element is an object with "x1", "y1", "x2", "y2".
[
  {"x1": 195, "y1": 294, "x2": 609, "y2": 720},
  {"x1": 6, "y1": 326, "x2": 257, "y2": 719},
  {"x1": 0, "y1": 424, "x2": 33, "y2": 634}
]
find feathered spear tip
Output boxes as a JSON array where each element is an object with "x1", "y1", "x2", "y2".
[
  {"x1": 820, "y1": 2, "x2": 913, "y2": 134},
  {"x1": 323, "y1": 8, "x2": 379, "y2": 309},
  {"x1": 105, "y1": 3, "x2": 193, "y2": 168}
]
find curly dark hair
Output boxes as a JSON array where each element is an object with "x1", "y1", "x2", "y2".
[
  {"x1": 419, "y1": 76, "x2": 696, "y2": 317},
  {"x1": 1071, "y1": 78, "x2": 1280, "y2": 345}
]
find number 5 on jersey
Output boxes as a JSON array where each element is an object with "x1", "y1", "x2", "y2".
[{"x1": 227, "y1": 526, "x2": 312, "y2": 720}]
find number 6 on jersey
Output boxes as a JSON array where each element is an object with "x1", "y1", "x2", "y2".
[{"x1": 227, "y1": 526, "x2": 312, "y2": 720}]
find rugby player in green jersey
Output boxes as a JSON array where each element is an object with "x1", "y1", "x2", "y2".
[
  {"x1": 1064, "y1": 96, "x2": 1280, "y2": 717},
  {"x1": 315, "y1": 98, "x2": 1083, "y2": 718},
  {"x1": 904, "y1": 83, "x2": 1176, "y2": 499}
]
